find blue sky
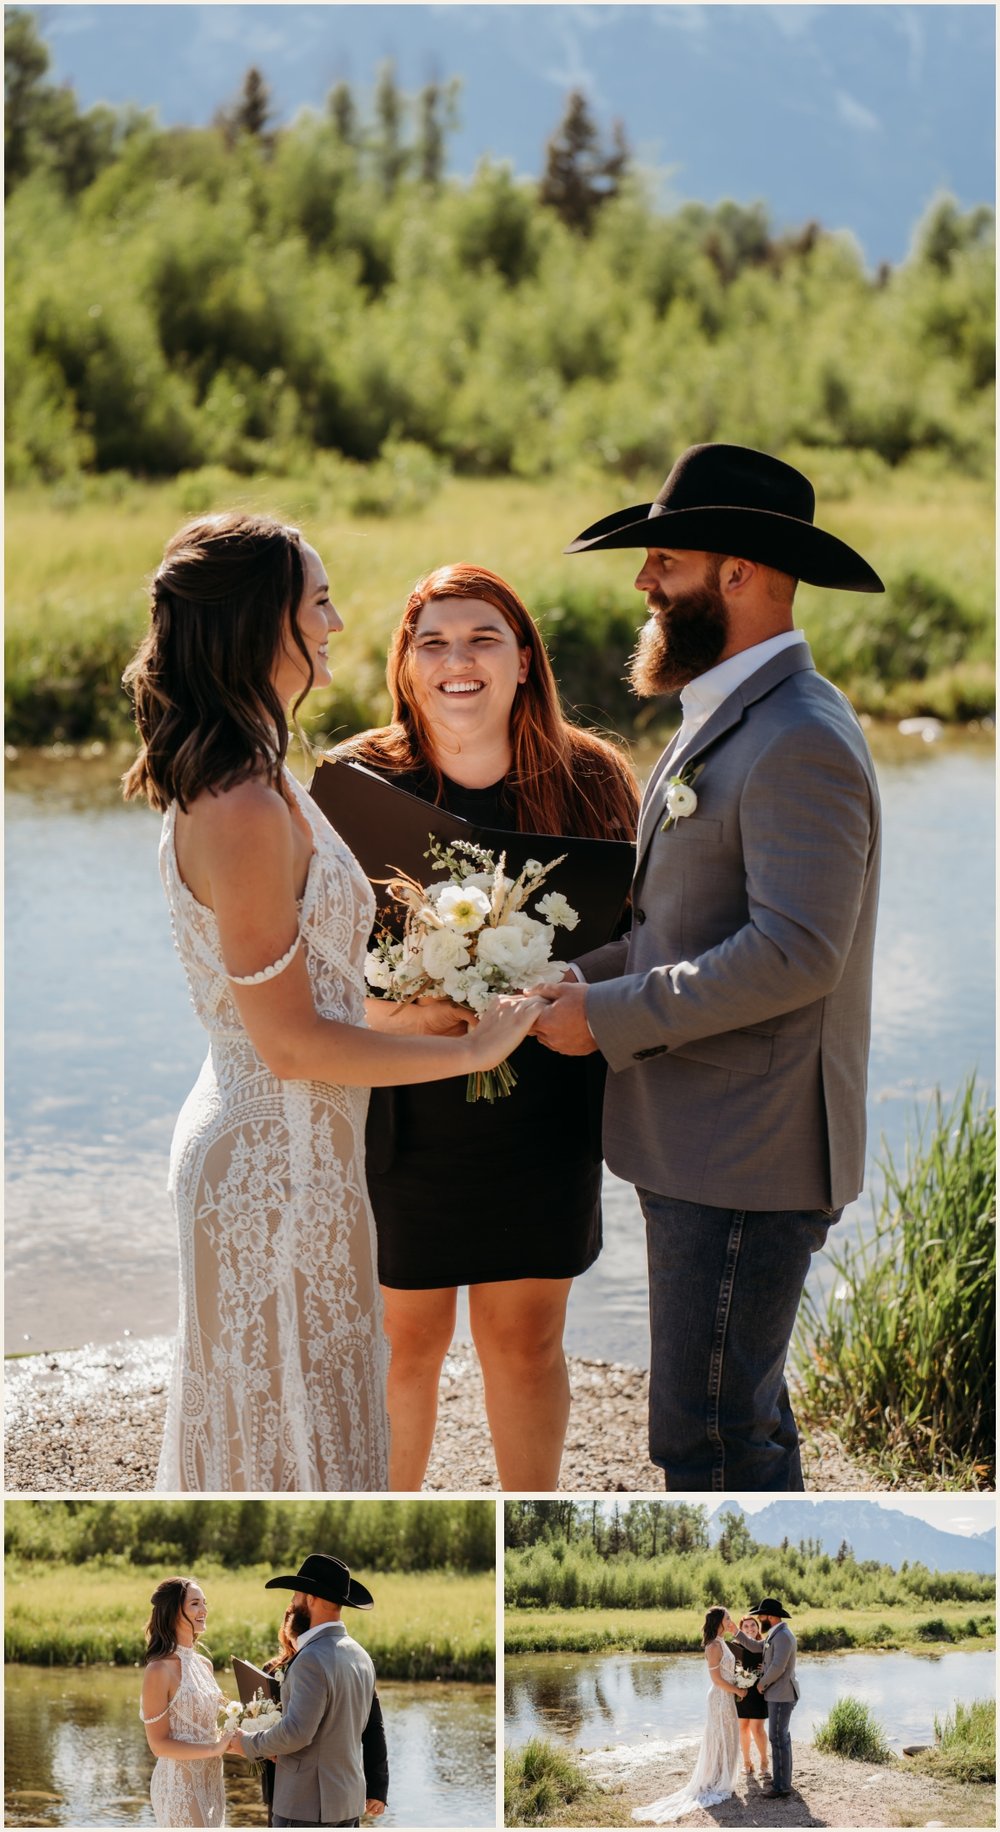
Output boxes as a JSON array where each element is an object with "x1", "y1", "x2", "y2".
[{"x1": 32, "y1": 3, "x2": 996, "y2": 265}]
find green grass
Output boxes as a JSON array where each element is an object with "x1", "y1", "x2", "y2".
[
  {"x1": 504, "y1": 1737, "x2": 632, "y2": 1829},
  {"x1": 4, "y1": 466, "x2": 995, "y2": 746},
  {"x1": 795, "y1": 1080, "x2": 996, "y2": 1490},
  {"x1": 919, "y1": 1699, "x2": 996, "y2": 1783},
  {"x1": 3, "y1": 1562, "x2": 495, "y2": 1679},
  {"x1": 504, "y1": 1604, "x2": 994, "y2": 1656},
  {"x1": 814, "y1": 1696, "x2": 892, "y2": 1763}
]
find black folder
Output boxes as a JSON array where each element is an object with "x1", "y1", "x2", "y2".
[
  {"x1": 232, "y1": 1656, "x2": 280, "y2": 1705},
  {"x1": 309, "y1": 756, "x2": 634, "y2": 956}
]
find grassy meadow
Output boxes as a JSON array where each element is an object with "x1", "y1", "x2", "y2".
[
  {"x1": 5, "y1": 462, "x2": 995, "y2": 748},
  {"x1": 4, "y1": 1561, "x2": 495, "y2": 1679},
  {"x1": 504, "y1": 1603, "x2": 994, "y2": 1657}
]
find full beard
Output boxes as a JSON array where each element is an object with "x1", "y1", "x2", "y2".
[
  {"x1": 290, "y1": 1606, "x2": 312, "y2": 1639},
  {"x1": 627, "y1": 582, "x2": 729, "y2": 697}
]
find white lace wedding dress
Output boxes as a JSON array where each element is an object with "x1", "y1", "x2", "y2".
[
  {"x1": 141, "y1": 1644, "x2": 226, "y2": 1827},
  {"x1": 156, "y1": 768, "x2": 390, "y2": 1490},
  {"x1": 632, "y1": 1642, "x2": 741, "y2": 1823}
]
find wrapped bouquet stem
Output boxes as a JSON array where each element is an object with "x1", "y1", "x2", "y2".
[{"x1": 365, "y1": 836, "x2": 580, "y2": 1101}]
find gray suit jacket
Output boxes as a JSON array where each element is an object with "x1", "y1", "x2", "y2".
[
  {"x1": 577, "y1": 645, "x2": 881, "y2": 1209},
  {"x1": 755, "y1": 1621, "x2": 799, "y2": 1703},
  {"x1": 240, "y1": 1623, "x2": 375, "y2": 1824}
]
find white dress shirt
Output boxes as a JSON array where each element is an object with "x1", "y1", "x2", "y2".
[{"x1": 672, "y1": 629, "x2": 807, "y2": 763}]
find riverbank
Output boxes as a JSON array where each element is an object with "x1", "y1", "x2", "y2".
[
  {"x1": 5, "y1": 1334, "x2": 898, "y2": 1493},
  {"x1": 504, "y1": 1610, "x2": 995, "y2": 1657},
  {"x1": 506, "y1": 1735, "x2": 996, "y2": 1828}
]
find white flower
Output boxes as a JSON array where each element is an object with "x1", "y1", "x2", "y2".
[
  {"x1": 476, "y1": 920, "x2": 553, "y2": 984},
  {"x1": 364, "y1": 950, "x2": 397, "y2": 990},
  {"x1": 436, "y1": 883, "x2": 492, "y2": 931},
  {"x1": 421, "y1": 925, "x2": 471, "y2": 978},
  {"x1": 534, "y1": 890, "x2": 580, "y2": 931},
  {"x1": 665, "y1": 780, "x2": 698, "y2": 820}
]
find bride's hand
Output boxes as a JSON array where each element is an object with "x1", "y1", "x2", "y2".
[
  {"x1": 364, "y1": 995, "x2": 470, "y2": 1037},
  {"x1": 462, "y1": 995, "x2": 547, "y2": 1070}
]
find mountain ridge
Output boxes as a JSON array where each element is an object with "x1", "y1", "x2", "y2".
[{"x1": 708, "y1": 1501, "x2": 996, "y2": 1574}]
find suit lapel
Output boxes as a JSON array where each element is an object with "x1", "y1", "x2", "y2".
[{"x1": 634, "y1": 643, "x2": 816, "y2": 875}]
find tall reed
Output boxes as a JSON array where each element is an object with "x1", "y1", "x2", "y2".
[
  {"x1": 813, "y1": 1696, "x2": 891, "y2": 1763},
  {"x1": 795, "y1": 1079, "x2": 996, "y2": 1487}
]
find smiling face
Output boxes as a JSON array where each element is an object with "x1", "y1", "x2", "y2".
[
  {"x1": 272, "y1": 541, "x2": 341, "y2": 704},
  {"x1": 408, "y1": 595, "x2": 530, "y2": 763},
  {"x1": 177, "y1": 1581, "x2": 208, "y2": 1642}
]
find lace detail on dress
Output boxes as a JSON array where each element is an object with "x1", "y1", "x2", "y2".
[
  {"x1": 156, "y1": 770, "x2": 390, "y2": 1491},
  {"x1": 632, "y1": 1643, "x2": 741, "y2": 1824},
  {"x1": 145, "y1": 1645, "x2": 226, "y2": 1828}
]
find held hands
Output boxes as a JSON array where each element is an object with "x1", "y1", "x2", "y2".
[
  {"x1": 462, "y1": 995, "x2": 548, "y2": 1071},
  {"x1": 365, "y1": 1802, "x2": 387, "y2": 1818},
  {"x1": 526, "y1": 980, "x2": 598, "y2": 1056}
]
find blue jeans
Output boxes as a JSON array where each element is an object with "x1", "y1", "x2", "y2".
[
  {"x1": 767, "y1": 1698, "x2": 796, "y2": 1791},
  {"x1": 638, "y1": 1190, "x2": 838, "y2": 1490}
]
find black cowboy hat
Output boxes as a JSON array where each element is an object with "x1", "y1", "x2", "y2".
[
  {"x1": 748, "y1": 1597, "x2": 792, "y2": 1619},
  {"x1": 564, "y1": 443, "x2": 884, "y2": 592},
  {"x1": 265, "y1": 1554, "x2": 374, "y2": 1611}
]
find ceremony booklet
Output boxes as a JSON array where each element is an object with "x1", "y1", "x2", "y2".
[
  {"x1": 309, "y1": 756, "x2": 635, "y2": 955},
  {"x1": 232, "y1": 1656, "x2": 280, "y2": 1705}
]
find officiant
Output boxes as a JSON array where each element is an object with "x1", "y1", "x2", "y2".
[{"x1": 332, "y1": 562, "x2": 639, "y2": 1491}]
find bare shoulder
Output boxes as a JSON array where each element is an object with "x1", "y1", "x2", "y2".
[
  {"x1": 142, "y1": 1655, "x2": 181, "y2": 1690},
  {"x1": 190, "y1": 778, "x2": 295, "y2": 864}
]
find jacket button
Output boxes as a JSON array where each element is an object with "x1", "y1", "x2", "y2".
[{"x1": 634, "y1": 907, "x2": 646, "y2": 923}]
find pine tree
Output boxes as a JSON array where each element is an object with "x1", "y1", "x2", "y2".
[{"x1": 539, "y1": 90, "x2": 629, "y2": 234}]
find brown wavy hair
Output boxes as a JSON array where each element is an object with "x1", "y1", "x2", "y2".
[
  {"x1": 144, "y1": 1576, "x2": 201, "y2": 1662},
  {"x1": 338, "y1": 563, "x2": 639, "y2": 840},
  {"x1": 122, "y1": 512, "x2": 307, "y2": 812},
  {"x1": 702, "y1": 1606, "x2": 728, "y2": 1646}
]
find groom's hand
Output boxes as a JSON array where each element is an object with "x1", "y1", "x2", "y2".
[
  {"x1": 365, "y1": 1800, "x2": 387, "y2": 1817},
  {"x1": 528, "y1": 981, "x2": 598, "y2": 1056}
]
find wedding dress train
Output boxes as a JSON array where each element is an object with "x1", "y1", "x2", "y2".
[
  {"x1": 142, "y1": 1644, "x2": 226, "y2": 1827},
  {"x1": 632, "y1": 1643, "x2": 741, "y2": 1824},
  {"x1": 157, "y1": 768, "x2": 390, "y2": 1490}
]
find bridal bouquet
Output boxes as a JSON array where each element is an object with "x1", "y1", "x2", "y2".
[
  {"x1": 732, "y1": 1663, "x2": 759, "y2": 1689},
  {"x1": 365, "y1": 835, "x2": 579, "y2": 1101},
  {"x1": 220, "y1": 1689, "x2": 282, "y2": 1776}
]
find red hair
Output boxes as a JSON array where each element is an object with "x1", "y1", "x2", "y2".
[{"x1": 341, "y1": 564, "x2": 639, "y2": 841}]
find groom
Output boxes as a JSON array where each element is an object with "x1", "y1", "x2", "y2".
[
  {"x1": 533, "y1": 442, "x2": 883, "y2": 1490},
  {"x1": 231, "y1": 1554, "x2": 387, "y2": 1828},
  {"x1": 735, "y1": 1598, "x2": 799, "y2": 1798}
]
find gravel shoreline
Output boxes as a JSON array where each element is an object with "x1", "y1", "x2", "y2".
[
  {"x1": 582, "y1": 1737, "x2": 993, "y2": 1828},
  {"x1": 6, "y1": 1334, "x2": 893, "y2": 1492}
]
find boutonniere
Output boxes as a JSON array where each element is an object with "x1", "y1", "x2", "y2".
[{"x1": 660, "y1": 762, "x2": 703, "y2": 831}]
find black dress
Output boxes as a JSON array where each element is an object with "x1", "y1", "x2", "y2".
[
  {"x1": 362, "y1": 766, "x2": 605, "y2": 1288},
  {"x1": 728, "y1": 1638, "x2": 768, "y2": 1719}
]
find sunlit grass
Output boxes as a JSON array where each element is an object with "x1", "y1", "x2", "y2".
[
  {"x1": 814, "y1": 1695, "x2": 892, "y2": 1763},
  {"x1": 795, "y1": 1080, "x2": 996, "y2": 1490},
  {"x1": 503, "y1": 1604, "x2": 994, "y2": 1655},
  {"x1": 3, "y1": 1562, "x2": 495, "y2": 1678},
  {"x1": 5, "y1": 468, "x2": 995, "y2": 745}
]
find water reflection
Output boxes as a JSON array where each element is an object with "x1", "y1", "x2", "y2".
[
  {"x1": 5, "y1": 739, "x2": 995, "y2": 1357},
  {"x1": 4, "y1": 1667, "x2": 495, "y2": 1829},
  {"x1": 505, "y1": 1647, "x2": 997, "y2": 1755}
]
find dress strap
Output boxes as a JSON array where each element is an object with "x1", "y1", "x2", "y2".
[
  {"x1": 227, "y1": 930, "x2": 302, "y2": 985},
  {"x1": 139, "y1": 1703, "x2": 170, "y2": 1724}
]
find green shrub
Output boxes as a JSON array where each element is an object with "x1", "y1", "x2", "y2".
[{"x1": 813, "y1": 1696, "x2": 891, "y2": 1764}]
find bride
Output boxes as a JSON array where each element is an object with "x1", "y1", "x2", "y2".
[
  {"x1": 123, "y1": 513, "x2": 543, "y2": 1491},
  {"x1": 140, "y1": 1577, "x2": 230, "y2": 1827},
  {"x1": 633, "y1": 1607, "x2": 746, "y2": 1824}
]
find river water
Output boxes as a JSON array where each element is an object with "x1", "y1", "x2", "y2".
[
  {"x1": 504, "y1": 1645, "x2": 996, "y2": 1758},
  {"x1": 4, "y1": 1667, "x2": 495, "y2": 1828},
  {"x1": 5, "y1": 733, "x2": 994, "y2": 1357}
]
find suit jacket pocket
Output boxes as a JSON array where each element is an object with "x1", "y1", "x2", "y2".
[
  {"x1": 280, "y1": 1755, "x2": 301, "y2": 1772},
  {"x1": 670, "y1": 1028, "x2": 773, "y2": 1076}
]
